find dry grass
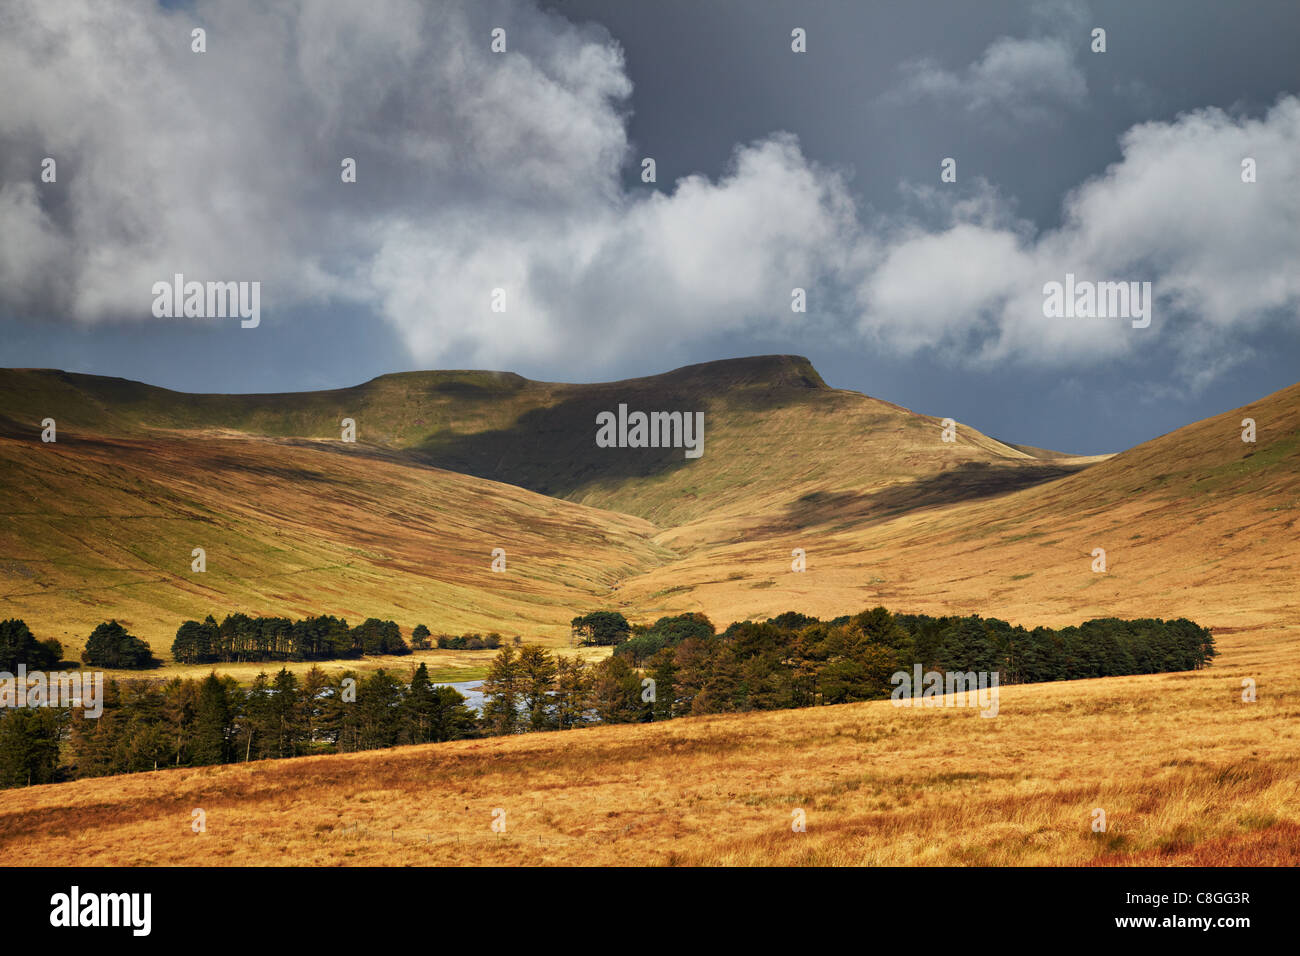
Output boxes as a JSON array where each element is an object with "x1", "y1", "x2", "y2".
[
  {"x1": 0, "y1": 431, "x2": 666, "y2": 656},
  {"x1": 617, "y1": 381, "x2": 1300, "y2": 637},
  {"x1": 1, "y1": 627, "x2": 1294, "y2": 866}
]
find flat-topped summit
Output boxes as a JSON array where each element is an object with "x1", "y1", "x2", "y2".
[{"x1": 612, "y1": 354, "x2": 828, "y2": 391}]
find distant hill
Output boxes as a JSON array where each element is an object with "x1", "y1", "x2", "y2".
[
  {"x1": 618, "y1": 378, "x2": 1300, "y2": 632},
  {"x1": 0, "y1": 356, "x2": 1090, "y2": 530},
  {"x1": 1, "y1": 357, "x2": 1295, "y2": 655},
  {"x1": 0, "y1": 417, "x2": 667, "y2": 649}
]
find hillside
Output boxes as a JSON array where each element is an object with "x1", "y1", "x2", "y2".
[
  {"x1": 0, "y1": 425, "x2": 668, "y2": 651},
  {"x1": 624, "y1": 379, "x2": 1300, "y2": 632},
  {"x1": 2, "y1": 357, "x2": 1298, "y2": 869},
  {"x1": 0, "y1": 356, "x2": 1096, "y2": 652},
  {"x1": 2, "y1": 358, "x2": 1297, "y2": 663},
  {"x1": 0, "y1": 357, "x2": 1090, "y2": 529}
]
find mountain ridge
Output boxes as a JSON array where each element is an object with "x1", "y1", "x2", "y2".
[{"x1": 1, "y1": 359, "x2": 1295, "y2": 652}]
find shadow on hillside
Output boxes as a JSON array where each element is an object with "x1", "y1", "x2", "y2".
[
  {"x1": 403, "y1": 383, "x2": 818, "y2": 499},
  {"x1": 753, "y1": 460, "x2": 1090, "y2": 535},
  {"x1": 0, "y1": 415, "x2": 138, "y2": 451},
  {"x1": 197, "y1": 456, "x2": 343, "y2": 484}
]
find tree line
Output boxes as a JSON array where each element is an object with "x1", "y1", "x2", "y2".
[
  {"x1": 475, "y1": 607, "x2": 1216, "y2": 729},
  {"x1": 7, "y1": 613, "x2": 472, "y2": 671},
  {"x1": 608, "y1": 608, "x2": 1217, "y2": 714},
  {"x1": 172, "y1": 613, "x2": 412, "y2": 663},
  {"x1": 0, "y1": 606, "x2": 1216, "y2": 788},
  {"x1": 1, "y1": 618, "x2": 157, "y2": 671},
  {"x1": 432, "y1": 631, "x2": 520, "y2": 651},
  {"x1": 0, "y1": 663, "x2": 477, "y2": 787}
]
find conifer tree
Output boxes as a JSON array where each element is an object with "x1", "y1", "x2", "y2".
[
  {"x1": 518, "y1": 644, "x2": 558, "y2": 730},
  {"x1": 553, "y1": 656, "x2": 591, "y2": 730},
  {"x1": 404, "y1": 662, "x2": 436, "y2": 744},
  {"x1": 0, "y1": 708, "x2": 65, "y2": 787},
  {"x1": 590, "y1": 654, "x2": 643, "y2": 723},
  {"x1": 482, "y1": 645, "x2": 523, "y2": 734},
  {"x1": 192, "y1": 673, "x2": 235, "y2": 765}
]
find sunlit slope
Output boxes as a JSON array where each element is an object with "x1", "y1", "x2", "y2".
[
  {"x1": 2, "y1": 356, "x2": 1088, "y2": 651},
  {"x1": 405, "y1": 354, "x2": 1094, "y2": 530},
  {"x1": 620, "y1": 382, "x2": 1300, "y2": 632},
  {"x1": 5, "y1": 359, "x2": 1294, "y2": 648},
  {"x1": 0, "y1": 367, "x2": 535, "y2": 441},
  {"x1": 1, "y1": 625, "x2": 1294, "y2": 866},
  {"x1": 0, "y1": 426, "x2": 668, "y2": 651},
  {"x1": 0, "y1": 358, "x2": 1092, "y2": 531}
]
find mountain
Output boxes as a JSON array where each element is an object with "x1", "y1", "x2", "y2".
[
  {"x1": 627, "y1": 378, "x2": 1300, "y2": 631},
  {"x1": 1, "y1": 356, "x2": 1091, "y2": 528},
  {"x1": 0, "y1": 410, "x2": 667, "y2": 648},
  {"x1": 1, "y1": 357, "x2": 1295, "y2": 659}
]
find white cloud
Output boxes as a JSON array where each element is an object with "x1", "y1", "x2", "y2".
[
  {"x1": 370, "y1": 133, "x2": 863, "y2": 368},
  {"x1": 890, "y1": 1, "x2": 1090, "y2": 123},
  {"x1": 857, "y1": 97, "x2": 1300, "y2": 371},
  {"x1": 0, "y1": 0, "x2": 631, "y2": 322},
  {"x1": 0, "y1": 0, "x2": 1296, "y2": 387},
  {"x1": 897, "y1": 34, "x2": 1087, "y2": 122}
]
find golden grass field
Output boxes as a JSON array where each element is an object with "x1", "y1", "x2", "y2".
[
  {"x1": 0, "y1": 356, "x2": 1296, "y2": 865},
  {"x1": 1, "y1": 626, "x2": 1294, "y2": 866}
]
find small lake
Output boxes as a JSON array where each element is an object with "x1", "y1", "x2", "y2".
[{"x1": 436, "y1": 679, "x2": 484, "y2": 712}]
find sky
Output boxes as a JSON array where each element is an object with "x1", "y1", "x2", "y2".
[{"x1": 0, "y1": 0, "x2": 1297, "y2": 454}]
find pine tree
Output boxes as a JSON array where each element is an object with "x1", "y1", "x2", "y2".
[
  {"x1": 82, "y1": 620, "x2": 156, "y2": 669},
  {"x1": 0, "y1": 708, "x2": 65, "y2": 787},
  {"x1": 591, "y1": 654, "x2": 642, "y2": 723},
  {"x1": 161, "y1": 677, "x2": 199, "y2": 766},
  {"x1": 553, "y1": 656, "x2": 591, "y2": 730},
  {"x1": 357, "y1": 670, "x2": 404, "y2": 749},
  {"x1": 482, "y1": 646, "x2": 522, "y2": 735},
  {"x1": 692, "y1": 645, "x2": 743, "y2": 714},
  {"x1": 517, "y1": 644, "x2": 557, "y2": 731},
  {"x1": 300, "y1": 665, "x2": 329, "y2": 750},
  {"x1": 404, "y1": 663, "x2": 436, "y2": 744},
  {"x1": 670, "y1": 637, "x2": 713, "y2": 716},
  {"x1": 192, "y1": 673, "x2": 234, "y2": 765},
  {"x1": 0, "y1": 619, "x2": 60, "y2": 671},
  {"x1": 648, "y1": 648, "x2": 677, "y2": 720},
  {"x1": 429, "y1": 686, "x2": 478, "y2": 741},
  {"x1": 270, "y1": 668, "x2": 304, "y2": 757}
]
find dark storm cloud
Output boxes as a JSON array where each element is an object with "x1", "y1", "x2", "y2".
[{"x1": 0, "y1": 0, "x2": 1297, "y2": 453}]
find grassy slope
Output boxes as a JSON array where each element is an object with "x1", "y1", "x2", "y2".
[
  {"x1": 0, "y1": 356, "x2": 1091, "y2": 654},
  {"x1": 620, "y1": 381, "x2": 1300, "y2": 632},
  {"x1": 0, "y1": 428, "x2": 668, "y2": 652},
  {"x1": 3, "y1": 360, "x2": 1297, "y2": 654},
  {"x1": 0, "y1": 357, "x2": 1087, "y2": 528},
  {"x1": 1, "y1": 626, "x2": 1294, "y2": 866}
]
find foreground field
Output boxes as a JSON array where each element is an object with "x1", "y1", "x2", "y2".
[{"x1": 2, "y1": 626, "x2": 1295, "y2": 866}]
